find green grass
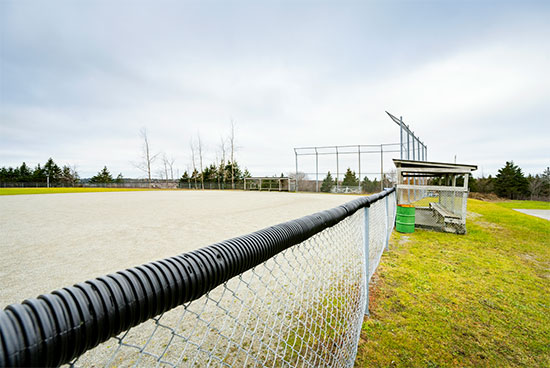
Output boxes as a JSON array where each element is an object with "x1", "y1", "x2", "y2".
[
  {"x1": 0, "y1": 187, "x2": 156, "y2": 195},
  {"x1": 356, "y1": 199, "x2": 550, "y2": 367},
  {"x1": 496, "y1": 200, "x2": 550, "y2": 210}
]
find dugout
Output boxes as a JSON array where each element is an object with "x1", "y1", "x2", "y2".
[
  {"x1": 394, "y1": 159, "x2": 477, "y2": 234},
  {"x1": 243, "y1": 176, "x2": 295, "y2": 191}
]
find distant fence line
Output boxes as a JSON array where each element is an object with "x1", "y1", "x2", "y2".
[
  {"x1": 1, "y1": 180, "x2": 392, "y2": 193},
  {"x1": 0, "y1": 181, "x2": 233, "y2": 190},
  {"x1": 0, "y1": 188, "x2": 396, "y2": 367}
]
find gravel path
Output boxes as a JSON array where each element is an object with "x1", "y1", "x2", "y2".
[
  {"x1": 513, "y1": 209, "x2": 550, "y2": 221},
  {"x1": 0, "y1": 190, "x2": 361, "y2": 309}
]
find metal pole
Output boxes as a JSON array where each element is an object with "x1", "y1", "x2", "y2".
[
  {"x1": 358, "y1": 145, "x2": 361, "y2": 191},
  {"x1": 406, "y1": 126, "x2": 410, "y2": 160},
  {"x1": 399, "y1": 116, "x2": 403, "y2": 160},
  {"x1": 315, "y1": 147, "x2": 319, "y2": 192},
  {"x1": 294, "y1": 149, "x2": 298, "y2": 192},
  {"x1": 364, "y1": 205, "x2": 370, "y2": 316},
  {"x1": 336, "y1": 146, "x2": 339, "y2": 190},
  {"x1": 385, "y1": 195, "x2": 390, "y2": 251},
  {"x1": 424, "y1": 143, "x2": 426, "y2": 161},
  {"x1": 412, "y1": 132, "x2": 416, "y2": 161},
  {"x1": 380, "y1": 144, "x2": 384, "y2": 191}
]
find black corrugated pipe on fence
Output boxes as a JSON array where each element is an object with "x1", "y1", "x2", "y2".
[{"x1": 0, "y1": 187, "x2": 395, "y2": 367}]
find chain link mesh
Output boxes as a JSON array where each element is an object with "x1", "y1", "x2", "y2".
[
  {"x1": 397, "y1": 186, "x2": 467, "y2": 234},
  {"x1": 67, "y1": 192, "x2": 396, "y2": 368}
]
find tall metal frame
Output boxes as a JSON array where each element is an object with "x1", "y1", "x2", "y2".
[
  {"x1": 293, "y1": 112, "x2": 428, "y2": 192},
  {"x1": 385, "y1": 111, "x2": 428, "y2": 200},
  {"x1": 294, "y1": 144, "x2": 400, "y2": 192},
  {"x1": 385, "y1": 111, "x2": 427, "y2": 162}
]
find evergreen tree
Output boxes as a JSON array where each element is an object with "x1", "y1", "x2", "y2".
[
  {"x1": 321, "y1": 172, "x2": 334, "y2": 192},
  {"x1": 90, "y1": 166, "x2": 114, "y2": 183},
  {"x1": 115, "y1": 173, "x2": 124, "y2": 183},
  {"x1": 179, "y1": 171, "x2": 191, "y2": 188},
  {"x1": 494, "y1": 161, "x2": 529, "y2": 199},
  {"x1": 59, "y1": 165, "x2": 79, "y2": 186},
  {"x1": 342, "y1": 168, "x2": 359, "y2": 187},
  {"x1": 191, "y1": 168, "x2": 199, "y2": 186},
  {"x1": 468, "y1": 176, "x2": 478, "y2": 192},
  {"x1": 0, "y1": 167, "x2": 10, "y2": 182},
  {"x1": 223, "y1": 161, "x2": 243, "y2": 183},
  {"x1": 361, "y1": 176, "x2": 381, "y2": 193},
  {"x1": 476, "y1": 175, "x2": 494, "y2": 194},
  {"x1": 44, "y1": 158, "x2": 62, "y2": 183},
  {"x1": 202, "y1": 164, "x2": 216, "y2": 182},
  {"x1": 32, "y1": 164, "x2": 47, "y2": 182},
  {"x1": 180, "y1": 171, "x2": 190, "y2": 183},
  {"x1": 18, "y1": 162, "x2": 32, "y2": 182}
]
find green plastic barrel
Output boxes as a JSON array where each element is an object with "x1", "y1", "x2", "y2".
[{"x1": 396, "y1": 205, "x2": 415, "y2": 233}]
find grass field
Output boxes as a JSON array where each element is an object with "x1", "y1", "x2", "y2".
[
  {"x1": 356, "y1": 199, "x2": 550, "y2": 367},
  {"x1": 0, "y1": 187, "x2": 155, "y2": 195}
]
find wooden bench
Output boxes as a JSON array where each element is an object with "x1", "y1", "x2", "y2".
[{"x1": 430, "y1": 202, "x2": 460, "y2": 220}]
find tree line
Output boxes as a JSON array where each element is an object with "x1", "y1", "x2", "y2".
[
  {"x1": 135, "y1": 121, "x2": 251, "y2": 189},
  {"x1": 0, "y1": 158, "x2": 127, "y2": 185},
  {"x1": 0, "y1": 121, "x2": 253, "y2": 188},
  {"x1": 319, "y1": 168, "x2": 392, "y2": 193},
  {"x1": 469, "y1": 161, "x2": 549, "y2": 200},
  {"x1": 316, "y1": 161, "x2": 549, "y2": 200},
  {"x1": 0, "y1": 158, "x2": 80, "y2": 185},
  {"x1": 2, "y1": 155, "x2": 547, "y2": 199}
]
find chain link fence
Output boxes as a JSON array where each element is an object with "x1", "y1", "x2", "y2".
[
  {"x1": 0, "y1": 189, "x2": 396, "y2": 368},
  {"x1": 397, "y1": 186, "x2": 467, "y2": 234}
]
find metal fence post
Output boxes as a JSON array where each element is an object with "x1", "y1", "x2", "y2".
[
  {"x1": 364, "y1": 205, "x2": 370, "y2": 316},
  {"x1": 412, "y1": 132, "x2": 416, "y2": 161},
  {"x1": 400, "y1": 117, "x2": 403, "y2": 159},
  {"x1": 358, "y1": 145, "x2": 361, "y2": 188},
  {"x1": 385, "y1": 195, "x2": 390, "y2": 252},
  {"x1": 336, "y1": 146, "x2": 339, "y2": 190},
  {"x1": 315, "y1": 147, "x2": 319, "y2": 192},
  {"x1": 294, "y1": 148, "x2": 299, "y2": 192},
  {"x1": 380, "y1": 145, "x2": 384, "y2": 191}
]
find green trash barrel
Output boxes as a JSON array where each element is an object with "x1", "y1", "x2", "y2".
[{"x1": 396, "y1": 205, "x2": 415, "y2": 233}]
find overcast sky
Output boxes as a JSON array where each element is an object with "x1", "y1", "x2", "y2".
[{"x1": 1, "y1": 0, "x2": 549, "y2": 179}]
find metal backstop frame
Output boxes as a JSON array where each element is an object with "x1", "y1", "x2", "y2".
[{"x1": 293, "y1": 111, "x2": 427, "y2": 193}]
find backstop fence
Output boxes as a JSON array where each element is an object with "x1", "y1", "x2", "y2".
[{"x1": 0, "y1": 188, "x2": 396, "y2": 368}]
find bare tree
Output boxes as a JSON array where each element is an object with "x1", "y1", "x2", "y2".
[
  {"x1": 288, "y1": 171, "x2": 307, "y2": 190},
  {"x1": 219, "y1": 136, "x2": 227, "y2": 188},
  {"x1": 161, "y1": 154, "x2": 176, "y2": 181},
  {"x1": 229, "y1": 119, "x2": 236, "y2": 189},
  {"x1": 190, "y1": 139, "x2": 198, "y2": 187},
  {"x1": 157, "y1": 168, "x2": 166, "y2": 181},
  {"x1": 162, "y1": 154, "x2": 169, "y2": 182},
  {"x1": 528, "y1": 174, "x2": 544, "y2": 200},
  {"x1": 197, "y1": 133, "x2": 205, "y2": 189},
  {"x1": 135, "y1": 128, "x2": 159, "y2": 188},
  {"x1": 386, "y1": 169, "x2": 397, "y2": 186},
  {"x1": 168, "y1": 157, "x2": 175, "y2": 180}
]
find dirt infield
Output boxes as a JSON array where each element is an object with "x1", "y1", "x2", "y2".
[{"x1": 0, "y1": 190, "x2": 361, "y2": 308}]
